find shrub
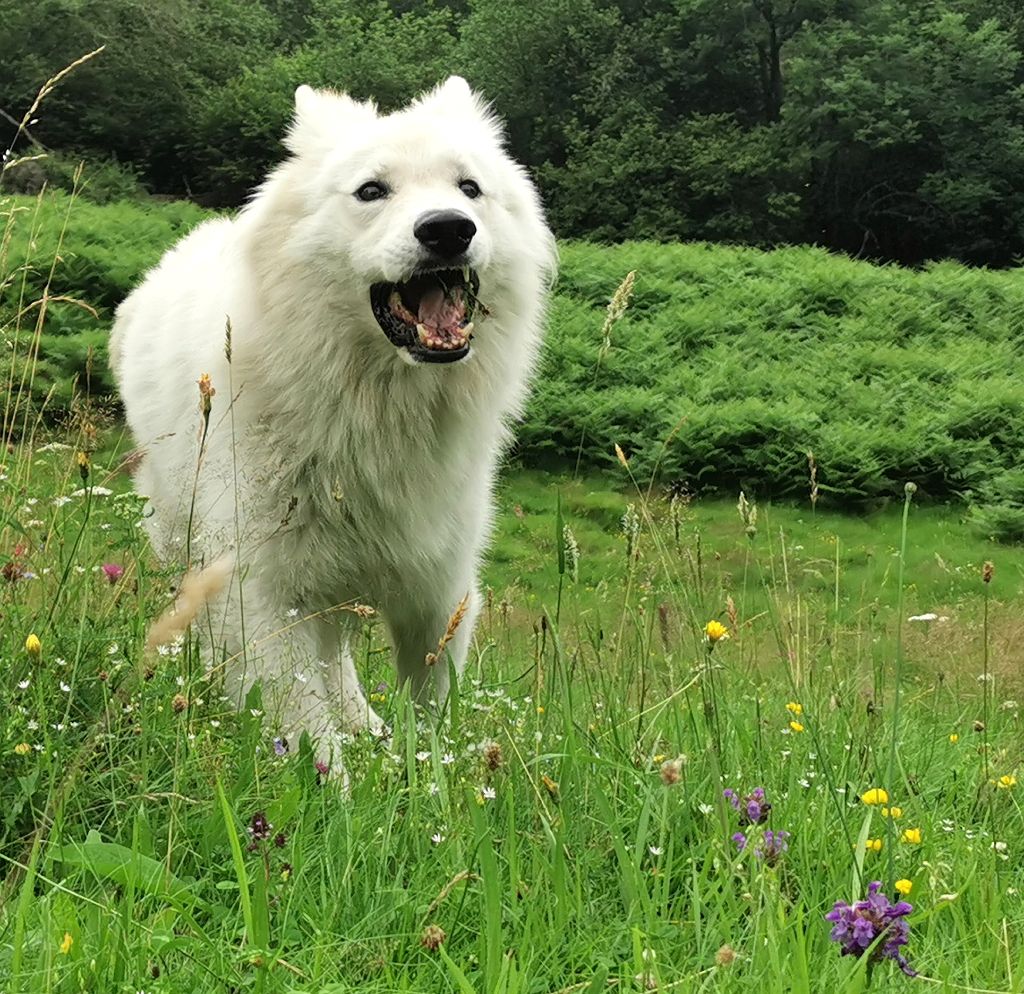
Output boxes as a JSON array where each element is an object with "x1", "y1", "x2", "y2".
[{"x1": 5, "y1": 193, "x2": 1024, "y2": 531}]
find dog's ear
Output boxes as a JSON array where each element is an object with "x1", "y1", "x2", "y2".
[
  {"x1": 286, "y1": 85, "x2": 377, "y2": 154},
  {"x1": 416, "y1": 76, "x2": 481, "y2": 115}
]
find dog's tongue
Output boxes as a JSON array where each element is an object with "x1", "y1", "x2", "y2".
[{"x1": 418, "y1": 287, "x2": 463, "y2": 333}]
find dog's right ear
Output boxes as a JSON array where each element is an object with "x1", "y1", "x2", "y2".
[{"x1": 286, "y1": 85, "x2": 377, "y2": 154}]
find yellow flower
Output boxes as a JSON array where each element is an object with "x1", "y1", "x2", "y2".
[
  {"x1": 995, "y1": 774, "x2": 1017, "y2": 790},
  {"x1": 786, "y1": 701, "x2": 803, "y2": 716},
  {"x1": 865, "y1": 838, "x2": 883, "y2": 853},
  {"x1": 895, "y1": 879, "x2": 913, "y2": 896},
  {"x1": 653, "y1": 754, "x2": 666, "y2": 763},
  {"x1": 25, "y1": 633, "x2": 41, "y2": 657},
  {"x1": 13, "y1": 742, "x2": 31, "y2": 756},
  {"x1": 789, "y1": 721, "x2": 805, "y2": 733},
  {"x1": 882, "y1": 806, "x2": 903, "y2": 820},
  {"x1": 860, "y1": 788, "x2": 889, "y2": 806},
  {"x1": 59, "y1": 932, "x2": 73, "y2": 955},
  {"x1": 901, "y1": 828, "x2": 922, "y2": 845},
  {"x1": 536, "y1": 705, "x2": 545, "y2": 714},
  {"x1": 949, "y1": 733, "x2": 959, "y2": 744},
  {"x1": 705, "y1": 620, "x2": 729, "y2": 643}
]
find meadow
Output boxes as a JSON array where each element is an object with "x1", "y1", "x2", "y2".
[{"x1": 0, "y1": 189, "x2": 1022, "y2": 993}]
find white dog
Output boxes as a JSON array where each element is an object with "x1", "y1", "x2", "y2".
[{"x1": 110, "y1": 77, "x2": 555, "y2": 765}]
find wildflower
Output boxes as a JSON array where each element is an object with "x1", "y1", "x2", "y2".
[
  {"x1": 949, "y1": 733, "x2": 959, "y2": 744},
  {"x1": 907, "y1": 613, "x2": 938, "y2": 622},
  {"x1": 755, "y1": 829, "x2": 790, "y2": 865},
  {"x1": 14, "y1": 742, "x2": 31, "y2": 755},
  {"x1": 480, "y1": 785, "x2": 496, "y2": 801},
  {"x1": 415, "y1": 751, "x2": 431, "y2": 762},
  {"x1": 786, "y1": 701, "x2": 803, "y2": 716},
  {"x1": 102, "y1": 563, "x2": 124, "y2": 585},
  {"x1": 273, "y1": 737, "x2": 288, "y2": 756},
  {"x1": 76, "y1": 450, "x2": 90, "y2": 483},
  {"x1": 421, "y1": 924, "x2": 446, "y2": 951},
  {"x1": 431, "y1": 832, "x2": 445, "y2": 845},
  {"x1": 881, "y1": 807, "x2": 903, "y2": 820},
  {"x1": 705, "y1": 620, "x2": 729, "y2": 643},
  {"x1": 60, "y1": 932, "x2": 73, "y2": 955},
  {"x1": 995, "y1": 774, "x2": 1017, "y2": 790},
  {"x1": 866, "y1": 838, "x2": 883, "y2": 852},
  {"x1": 197, "y1": 372, "x2": 215, "y2": 418},
  {"x1": 901, "y1": 828, "x2": 922, "y2": 845},
  {"x1": 25, "y1": 633, "x2": 41, "y2": 657},
  {"x1": 659, "y1": 757, "x2": 683, "y2": 786},
  {"x1": 247, "y1": 812, "x2": 272, "y2": 847},
  {"x1": 314, "y1": 760, "x2": 329, "y2": 776},
  {"x1": 983, "y1": 561, "x2": 994, "y2": 584},
  {"x1": 826, "y1": 880, "x2": 916, "y2": 976},
  {"x1": 895, "y1": 879, "x2": 913, "y2": 896},
  {"x1": 648, "y1": 845, "x2": 663, "y2": 857},
  {"x1": 732, "y1": 832, "x2": 748, "y2": 852},
  {"x1": 789, "y1": 721, "x2": 805, "y2": 733},
  {"x1": 273, "y1": 832, "x2": 286, "y2": 848},
  {"x1": 541, "y1": 775, "x2": 559, "y2": 802},
  {"x1": 724, "y1": 787, "x2": 770, "y2": 826},
  {"x1": 715, "y1": 945, "x2": 737, "y2": 967},
  {"x1": 860, "y1": 788, "x2": 889, "y2": 806}
]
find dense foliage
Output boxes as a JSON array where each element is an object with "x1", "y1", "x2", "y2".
[
  {"x1": 5, "y1": 193, "x2": 1024, "y2": 535},
  {"x1": 2, "y1": 0, "x2": 1023, "y2": 265}
]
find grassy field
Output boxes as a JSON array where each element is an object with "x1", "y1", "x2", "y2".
[{"x1": 0, "y1": 435, "x2": 1021, "y2": 993}]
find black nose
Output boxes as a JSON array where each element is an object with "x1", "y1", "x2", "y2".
[{"x1": 414, "y1": 210, "x2": 476, "y2": 260}]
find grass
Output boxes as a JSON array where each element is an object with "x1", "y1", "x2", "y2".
[{"x1": 0, "y1": 438, "x2": 1021, "y2": 994}]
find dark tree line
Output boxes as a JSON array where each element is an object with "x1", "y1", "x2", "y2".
[{"x1": 2, "y1": 0, "x2": 1023, "y2": 265}]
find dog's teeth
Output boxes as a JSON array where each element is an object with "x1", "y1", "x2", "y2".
[
  {"x1": 463, "y1": 322, "x2": 474, "y2": 340},
  {"x1": 416, "y1": 323, "x2": 429, "y2": 344}
]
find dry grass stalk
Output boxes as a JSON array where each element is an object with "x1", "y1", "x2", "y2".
[{"x1": 425, "y1": 592, "x2": 470, "y2": 666}]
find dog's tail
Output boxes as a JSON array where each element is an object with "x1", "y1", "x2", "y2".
[{"x1": 146, "y1": 555, "x2": 234, "y2": 651}]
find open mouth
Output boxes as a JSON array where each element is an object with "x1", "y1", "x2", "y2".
[{"x1": 370, "y1": 267, "x2": 480, "y2": 363}]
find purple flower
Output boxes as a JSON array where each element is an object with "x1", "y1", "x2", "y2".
[
  {"x1": 273, "y1": 737, "x2": 288, "y2": 756},
  {"x1": 246, "y1": 811, "x2": 272, "y2": 851},
  {"x1": 102, "y1": 563, "x2": 124, "y2": 585},
  {"x1": 755, "y1": 829, "x2": 789, "y2": 865},
  {"x1": 825, "y1": 881, "x2": 916, "y2": 977},
  {"x1": 314, "y1": 759, "x2": 329, "y2": 776},
  {"x1": 723, "y1": 786, "x2": 771, "y2": 826},
  {"x1": 732, "y1": 832, "x2": 748, "y2": 852}
]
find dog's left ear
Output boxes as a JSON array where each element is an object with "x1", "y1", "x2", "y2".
[{"x1": 417, "y1": 76, "x2": 481, "y2": 115}]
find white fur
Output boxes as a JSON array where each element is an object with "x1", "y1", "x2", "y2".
[{"x1": 110, "y1": 77, "x2": 555, "y2": 765}]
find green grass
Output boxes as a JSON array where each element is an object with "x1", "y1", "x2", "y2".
[{"x1": 0, "y1": 443, "x2": 1021, "y2": 994}]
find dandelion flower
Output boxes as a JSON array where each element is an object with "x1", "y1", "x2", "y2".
[
  {"x1": 59, "y1": 932, "x2": 73, "y2": 955},
  {"x1": 786, "y1": 701, "x2": 803, "y2": 716},
  {"x1": 705, "y1": 620, "x2": 729, "y2": 643},
  {"x1": 901, "y1": 828, "x2": 922, "y2": 845},
  {"x1": 789, "y1": 721, "x2": 805, "y2": 733},
  {"x1": 14, "y1": 742, "x2": 31, "y2": 756},
  {"x1": 995, "y1": 774, "x2": 1017, "y2": 790},
  {"x1": 860, "y1": 788, "x2": 889, "y2": 806},
  {"x1": 25, "y1": 633, "x2": 41, "y2": 657},
  {"x1": 895, "y1": 879, "x2": 913, "y2": 896}
]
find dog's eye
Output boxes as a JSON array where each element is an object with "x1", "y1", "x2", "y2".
[
  {"x1": 355, "y1": 181, "x2": 389, "y2": 202},
  {"x1": 459, "y1": 179, "x2": 482, "y2": 199}
]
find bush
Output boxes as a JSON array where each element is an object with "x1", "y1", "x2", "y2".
[{"x1": 5, "y1": 193, "x2": 1024, "y2": 531}]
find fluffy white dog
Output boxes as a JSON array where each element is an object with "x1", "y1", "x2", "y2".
[{"x1": 110, "y1": 77, "x2": 555, "y2": 765}]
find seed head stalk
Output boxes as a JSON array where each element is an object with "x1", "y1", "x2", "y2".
[{"x1": 884, "y1": 482, "x2": 915, "y2": 885}]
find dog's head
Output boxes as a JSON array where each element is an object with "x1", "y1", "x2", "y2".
[{"x1": 270, "y1": 77, "x2": 554, "y2": 366}]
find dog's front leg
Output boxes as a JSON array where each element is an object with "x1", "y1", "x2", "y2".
[{"x1": 386, "y1": 589, "x2": 481, "y2": 704}]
